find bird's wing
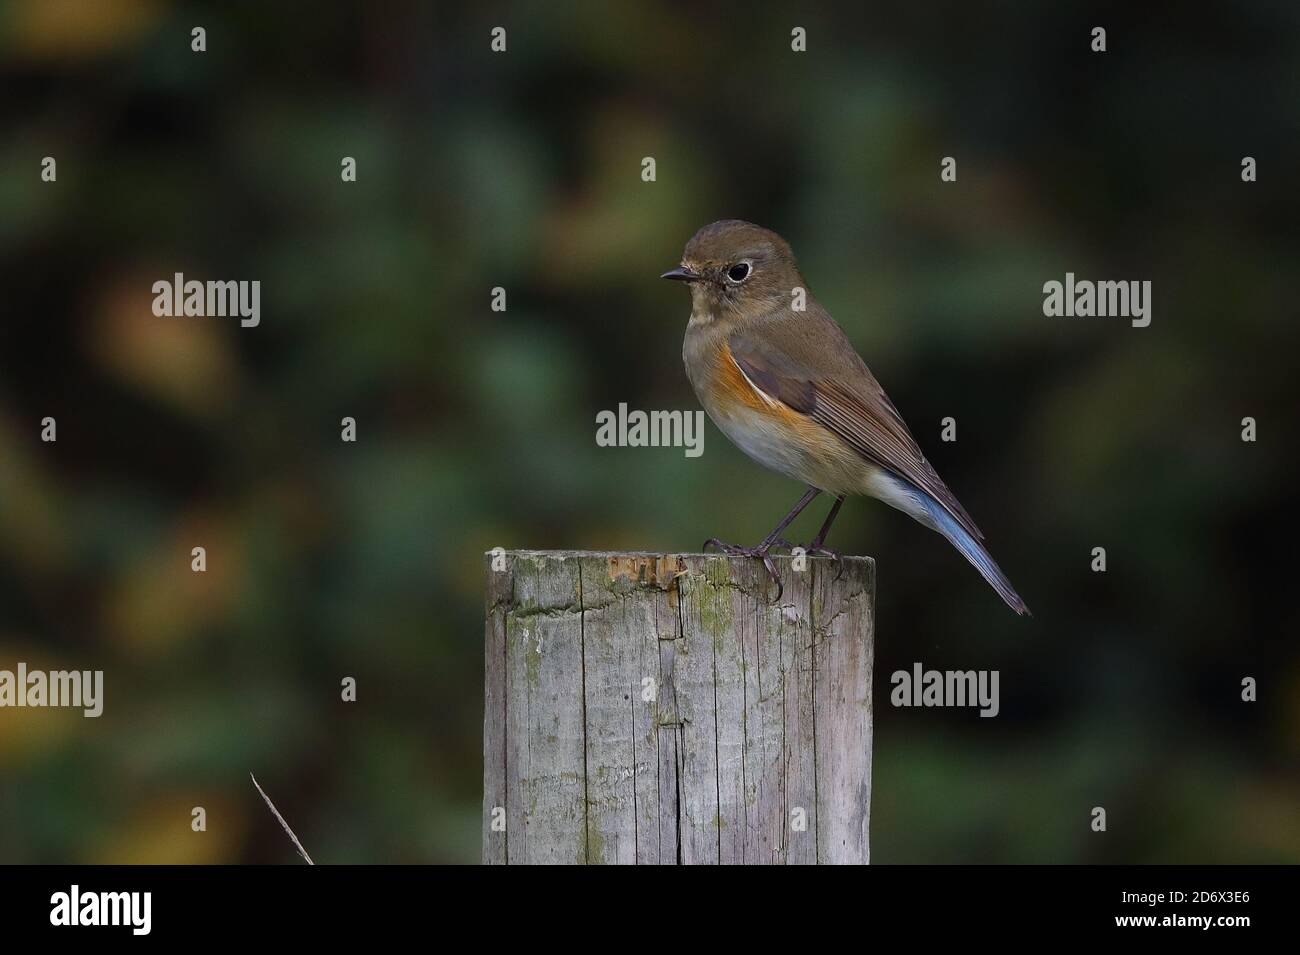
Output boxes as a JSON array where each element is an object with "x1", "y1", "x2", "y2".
[{"x1": 728, "y1": 322, "x2": 986, "y2": 543}]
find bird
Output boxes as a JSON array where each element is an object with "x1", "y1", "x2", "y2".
[{"x1": 664, "y1": 219, "x2": 1029, "y2": 615}]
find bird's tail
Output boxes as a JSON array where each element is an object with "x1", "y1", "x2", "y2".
[{"x1": 913, "y1": 485, "x2": 1031, "y2": 617}]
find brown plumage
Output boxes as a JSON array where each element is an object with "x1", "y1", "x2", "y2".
[{"x1": 667, "y1": 219, "x2": 1028, "y2": 615}]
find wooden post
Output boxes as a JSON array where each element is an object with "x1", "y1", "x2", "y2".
[{"x1": 483, "y1": 550, "x2": 873, "y2": 865}]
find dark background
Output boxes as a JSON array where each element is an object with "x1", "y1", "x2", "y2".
[{"x1": 0, "y1": 0, "x2": 1296, "y2": 863}]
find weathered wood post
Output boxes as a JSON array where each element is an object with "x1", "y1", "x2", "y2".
[{"x1": 483, "y1": 550, "x2": 873, "y2": 864}]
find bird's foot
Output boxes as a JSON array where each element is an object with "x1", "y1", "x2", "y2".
[
  {"x1": 772, "y1": 538, "x2": 846, "y2": 581},
  {"x1": 702, "y1": 538, "x2": 784, "y2": 602}
]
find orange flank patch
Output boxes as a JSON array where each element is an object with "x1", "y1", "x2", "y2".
[
  {"x1": 710, "y1": 343, "x2": 834, "y2": 445},
  {"x1": 705, "y1": 341, "x2": 869, "y2": 494},
  {"x1": 714, "y1": 342, "x2": 790, "y2": 415}
]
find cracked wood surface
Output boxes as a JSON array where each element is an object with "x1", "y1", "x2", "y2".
[{"x1": 483, "y1": 551, "x2": 873, "y2": 865}]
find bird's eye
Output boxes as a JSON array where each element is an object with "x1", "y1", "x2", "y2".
[{"x1": 726, "y1": 262, "x2": 751, "y2": 283}]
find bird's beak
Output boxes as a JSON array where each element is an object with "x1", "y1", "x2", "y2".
[{"x1": 660, "y1": 265, "x2": 702, "y2": 283}]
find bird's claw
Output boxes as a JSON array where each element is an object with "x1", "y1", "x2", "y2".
[
  {"x1": 703, "y1": 537, "x2": 749, "y2": 557},
  {"x1": 770, "y1": 538, "x2": 846, "y2": 581},
  {"x1": 702, "y1": 538, "x2": 784, "y2": 602}
]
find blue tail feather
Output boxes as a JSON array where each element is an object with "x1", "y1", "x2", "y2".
[{"x1": 911, "y1": 484, "x2": 1031, "y2": 617}]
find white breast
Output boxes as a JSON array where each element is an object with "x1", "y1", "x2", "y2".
[{"x1": 704, "y1": 400, "x2": 812, "y2": 484}]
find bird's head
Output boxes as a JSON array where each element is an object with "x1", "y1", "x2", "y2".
[{"x1": 662, "y1": 219, "x2": 803, "y2": 323}]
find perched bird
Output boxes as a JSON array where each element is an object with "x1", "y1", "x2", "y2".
[{"x1": 664, "y1": 219, "x2": 1029, "y2": 615}]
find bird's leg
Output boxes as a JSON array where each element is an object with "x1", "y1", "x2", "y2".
[
  {"x1": 703, "y1": 487, "x2": 820, "y2": 554},
  {"x1": 809, "y1": 495, "x2": 844, "y2": 551},
  {"x1": 704, "y1": 487, "x2": 820, "y2": 601},
  {"x1": 809, "y1": 494, "x2": 847, "y2": 579},
  {"x1": 759, "y1": 487, "x2": 821, "y2": 549},
  {"x1": 772, "y1": 494, "x2": 847, "y2": 579}
]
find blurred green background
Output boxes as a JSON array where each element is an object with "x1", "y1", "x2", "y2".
[{"x1": 1, "y1": 0, "x2": 1297, "y2": 863}]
